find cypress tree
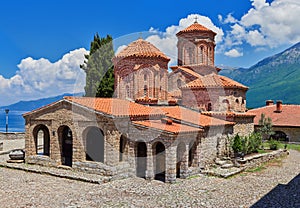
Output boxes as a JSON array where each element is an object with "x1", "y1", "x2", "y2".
[{"x1": 81, "y1": 33, "x2": 114, "y2": 97}]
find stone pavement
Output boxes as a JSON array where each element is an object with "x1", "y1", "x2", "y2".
[{"x1": 0, "y1": 150, "x2": 299, "y2": 207}]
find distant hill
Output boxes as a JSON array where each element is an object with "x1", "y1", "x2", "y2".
[
  {"x1": 0, "y1": 93, "x2": 83, "y2": 112},
  {"x1": 220, "y1": 42, "x2": 300, "y2": 108}
]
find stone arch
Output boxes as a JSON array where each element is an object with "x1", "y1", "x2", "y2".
[
  {"x1": 270, "y1": 131, "x2": 289, "y2": 142},
  {"x1": 153, "y1": 141, "x2": 166, "y2": 182},
  {"x1": 83, "y1": 126, "x2": 104, "y2": 163},
  {"x1": 136, "y1": 141, "x2": 147, "y2": 178},
  {"x1": 176, "y1": 142, "x2": 186, "y2": 178},
  {"x1": 222, "y1": 99, "x2": 230, "y2": 111},
  {"x1": 33, "y1": 124, "x2": 50, "y2": 156},
  {"x1": 58, "y1": 125, "x2": 73, "y2": 167}
]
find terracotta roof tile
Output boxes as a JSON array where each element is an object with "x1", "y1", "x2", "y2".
[
  {"x1": 64, "y1": 97, "x2": 164, "y2": 118},
  {"x1": 181, "y1": 74, "x2": 248, "y2": 90},
  {"x1": 249, "y1": 105, "x2": 300, "y2": 127},
  {"x1": 177, "y1": 22, "x2": 216, "y2": 36},
  {"x1": 114, "y1": 38, "x2": 170, "y2": 61},
  {"x1": 153, "y1": 106, "x2": 234, "y2": 127},
  {"x1": 133, "y1": 120, "x2": 202, "y2": 134}
]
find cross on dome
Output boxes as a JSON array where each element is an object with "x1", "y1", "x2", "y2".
[{"x1": 194, "y1": 16, "x2": 198, "y2": 23}]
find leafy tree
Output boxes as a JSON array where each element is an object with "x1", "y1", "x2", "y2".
[
  {"x1": 258, "y1": 113, "x2": 274, "y2": 140},
  {"x1": 81, "y1": 33, "x2": 114, "y2": 97}
]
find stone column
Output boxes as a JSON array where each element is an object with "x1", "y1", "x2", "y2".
[
  {"x1": 165, "y1": 145, "x2": 176, "y2": 183},
  {"x1": 145, "y1": 143, "x2": 154, "y2": 180},
  {"x1": 180, "y1": 144, "x2": 189, "y2": 179},
  {"x1": 195, "y1": 139, "x2": 203, "y2": 170},
  {"x1": 127, "y1": 141, "x2": 136, "y2": 176}
]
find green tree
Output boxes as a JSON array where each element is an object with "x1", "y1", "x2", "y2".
[
  {"x1": 81, "y1": 33, "x2": 114, "y2": 97},
  {"x1": 258, "y1": 113, "x2": 274, "y2": 140}
]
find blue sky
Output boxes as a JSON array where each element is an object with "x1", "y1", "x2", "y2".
[{"x1": 0, "y1": 0, "x2": 299, "y2": 106}]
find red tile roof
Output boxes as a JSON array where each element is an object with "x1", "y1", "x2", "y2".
[
  {"x1": 133, "y1": 120, "x2": 202, "y2": 134},
  {"x1": 114, "y1": 38, "x2": 170, "y2": 61},
  {"x1": 154, "y1": 106, "x2": 234, "y2": 127},
  {"x1": 249, "y1": 104, "x2": 300, "y2": 127},
  {"x1": 64, "y1": 97, "x2": 164, "y2": 118},
  {"x1": 177, "y1": 22, "x2": 216, "y2": 36},
  {"x1": 181, "y1": 74, "x2": 248, "y2": 90}
]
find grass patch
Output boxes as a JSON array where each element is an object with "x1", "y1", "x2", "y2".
[
  {"x1": 261, "y1": 141, "x2": 300, "y2": 152},
  {"x1": 187, "y1": 175, "x2": 200, "y2": 180},
  {"x1": 246, "y1": 166, "x2": 267, "y2": 173},
  {"x1": 257, "y1": 149, "x2": 267, "y2": 154}
]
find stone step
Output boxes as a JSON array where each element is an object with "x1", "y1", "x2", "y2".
[{"x1": 221, "y1": 163, "x2": 234, "y2": 169}]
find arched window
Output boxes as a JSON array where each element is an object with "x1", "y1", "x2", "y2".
[
  {"x1": 199, "y1": 46, "x2": 204, "y2": 64},
  {"x1": 222, "y1": 99, "x2": 230, "y2": 111},
  {"x1": 144, "y1": 73, "x2": 147, "y2": 81},
  {"x1": 236, "y1": 99, "x2": 239, "y2": 104},
  {"x1": 144, "y1": 85, "x2": 148, "y2": 96}
]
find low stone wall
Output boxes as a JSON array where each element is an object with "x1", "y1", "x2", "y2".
[
  {"x1": 26, "y1": 155, "x2": 58, "y2": 167},
  {"x1": 237, "y1": 149, "x2": 288, "y2": 170},
  {"x1": 0, "y1": 132, "x2": 25, "y2": 140},
  {"x1": 25, "y1": 155, "x2": 134, "y2": 180},
  {"x1": 73, "y1": 161, "x2": 133, "y2": 179}
]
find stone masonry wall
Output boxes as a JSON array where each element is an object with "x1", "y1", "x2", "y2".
[{"x1": 0, "y1": 132, "x2": 25, "y2": 140}]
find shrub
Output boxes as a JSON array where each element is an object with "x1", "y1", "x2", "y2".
[
  {"x1": 269, "y1": 139, "x2": 279, "y2": 150},
  {"x1": 231, "y1": 134, "x2": 242, "y2": 154},
  {"x1": 230, "y1": 133, "x2": 263, "y2": 156}
]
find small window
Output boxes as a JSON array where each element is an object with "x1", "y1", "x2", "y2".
[
  {"x1": 177, "y1": 79, "x2": 182, "y2": 88},
  {"x1": 144, "y1": 74, "x2": 147, "y2": 81},
  {"x1": 207, "y1": 103, "x2": 212, "y2": 111},
  {"x1": 236, "y1": 99, "x2": 239, "y2": 104}
]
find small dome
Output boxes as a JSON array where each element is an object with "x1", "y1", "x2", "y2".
[
  {"x1": 115, "y1": 38, "x2": 170, "y2": 61},
  {"x1": 177, "y1": 22, "x2": 216, "y2": 36}
]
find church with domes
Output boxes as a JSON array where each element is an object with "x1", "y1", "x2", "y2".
[{"x1": 23, "y1": 20, "x2": 255, "y2": 183}]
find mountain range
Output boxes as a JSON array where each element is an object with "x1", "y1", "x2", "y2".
[
  {"x1": 0, "y1": 93, "x2": 83, "y2": 112},
  {"x1": 220, "y1": 42, "x2": 300, "y2": 108}
]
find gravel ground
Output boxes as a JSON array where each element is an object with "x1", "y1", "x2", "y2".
[{"x1": 0, "y1": 150, "x2": 299, "y2": 208}]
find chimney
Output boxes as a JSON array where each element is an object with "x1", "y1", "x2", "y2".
[
  {"x1": 266, "y1": 100, "x2": 274, "y2": 106},
  {"x1": 275, "y1": 100, "x2": 283, "y2": 113}
]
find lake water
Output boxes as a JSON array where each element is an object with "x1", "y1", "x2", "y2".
[{"x1": 0, "y1": 110, "x2": 27, "y2": 132}]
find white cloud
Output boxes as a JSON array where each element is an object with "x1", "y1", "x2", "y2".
[
  {"x1": 0, "y1": 48, "x2": 87, "y2": 106},
  {"x1": 116, "y1": 14, "x2": 224, "y2": 66},
  {"x1": 223, "y1": 13, "x2": 238, "y2": 24},
  {"x1": 224, "y1": 49, "x2": 243, "y2": 57},
  {"x1": 224, "y1": 0, "x2": 300, "y2": 49}
]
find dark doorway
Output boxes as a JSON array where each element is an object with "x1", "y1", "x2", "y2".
[
  {"x1": 154, "y1": 142, "x2": 165, "y2": 182},
  {"x1": 136, "y1": 142, "x2": 147, "y2": 178},
  {"x1": 119, "y1": 135, "x2": 127, "y2": 162},
  {"x1": 61, "y1": 126, "x2": 73, "y2": 167},
  {"x1": 189, "y1": 141, "x2": 196, "y2": 167},
  {"x1": 176, "y1": 142, "x2": 185, "y2": 178},
  {"x1": 85, "y1": 127, "x2": 104, "y2": 162}
]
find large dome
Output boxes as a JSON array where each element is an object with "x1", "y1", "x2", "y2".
[{"x1": 115, "y1": 38, "x2": 170, "y2": 61}]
